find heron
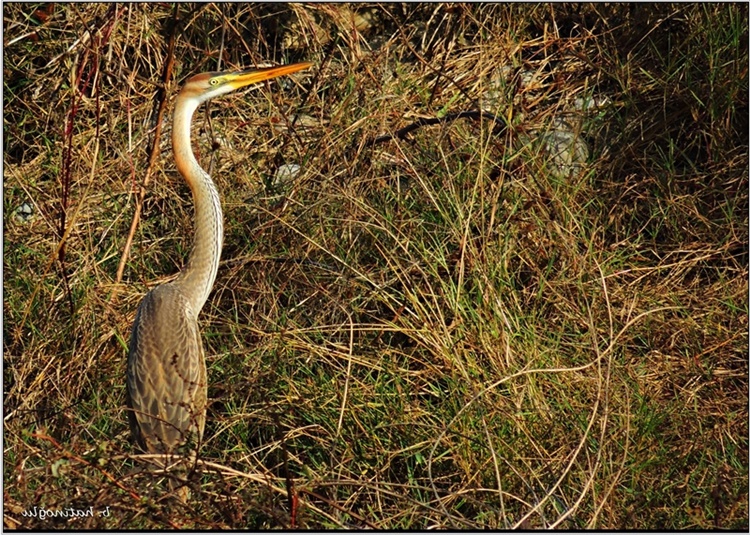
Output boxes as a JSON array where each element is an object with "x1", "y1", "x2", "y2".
[{"x1": 126, "y1": 63, "x2": 312, "y2": 463}]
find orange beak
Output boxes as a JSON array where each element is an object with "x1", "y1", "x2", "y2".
[{"x1": 229, "y1": 62, "x2": 313, "y2": 90}]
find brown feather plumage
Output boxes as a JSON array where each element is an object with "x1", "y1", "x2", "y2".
[{"x1": 127, "y1": 283, "x2": 207, "y2": 453}]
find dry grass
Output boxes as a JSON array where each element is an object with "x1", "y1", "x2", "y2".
[{"x1": 3, "y1": 3, "x2": 747, "y2": 530}]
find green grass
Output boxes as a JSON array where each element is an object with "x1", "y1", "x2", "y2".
[{"x1": 3, "y1": 2, "x2": 748, "y2": 530}]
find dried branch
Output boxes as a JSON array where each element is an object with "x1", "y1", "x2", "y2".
[{"x1": 113, "y1": 4, "x2": 180, "y2": 291}]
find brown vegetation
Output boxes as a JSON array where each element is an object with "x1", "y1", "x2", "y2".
[{"x1": 4, "y1": 3, "x2": 747, "y2": 529}]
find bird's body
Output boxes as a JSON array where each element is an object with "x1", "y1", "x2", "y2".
[
  {"x1": 127, "y1": 283, "x2": 207, "y2": 452},
  {"x1": 126, "y1": 62, "x2": 312, "y2": 459}
]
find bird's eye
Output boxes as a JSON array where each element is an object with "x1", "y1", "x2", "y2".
[{"x1": 209, "y1": 78, "x2": 219, "y2": 86}]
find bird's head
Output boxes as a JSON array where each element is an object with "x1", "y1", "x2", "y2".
[{"x1": 179, "y1": 62, "x2": 312, "y2": 103}]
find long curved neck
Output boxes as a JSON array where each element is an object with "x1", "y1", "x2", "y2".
[{"x1": 171, "y1": 94, "x2": 223, "y2": 316}]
